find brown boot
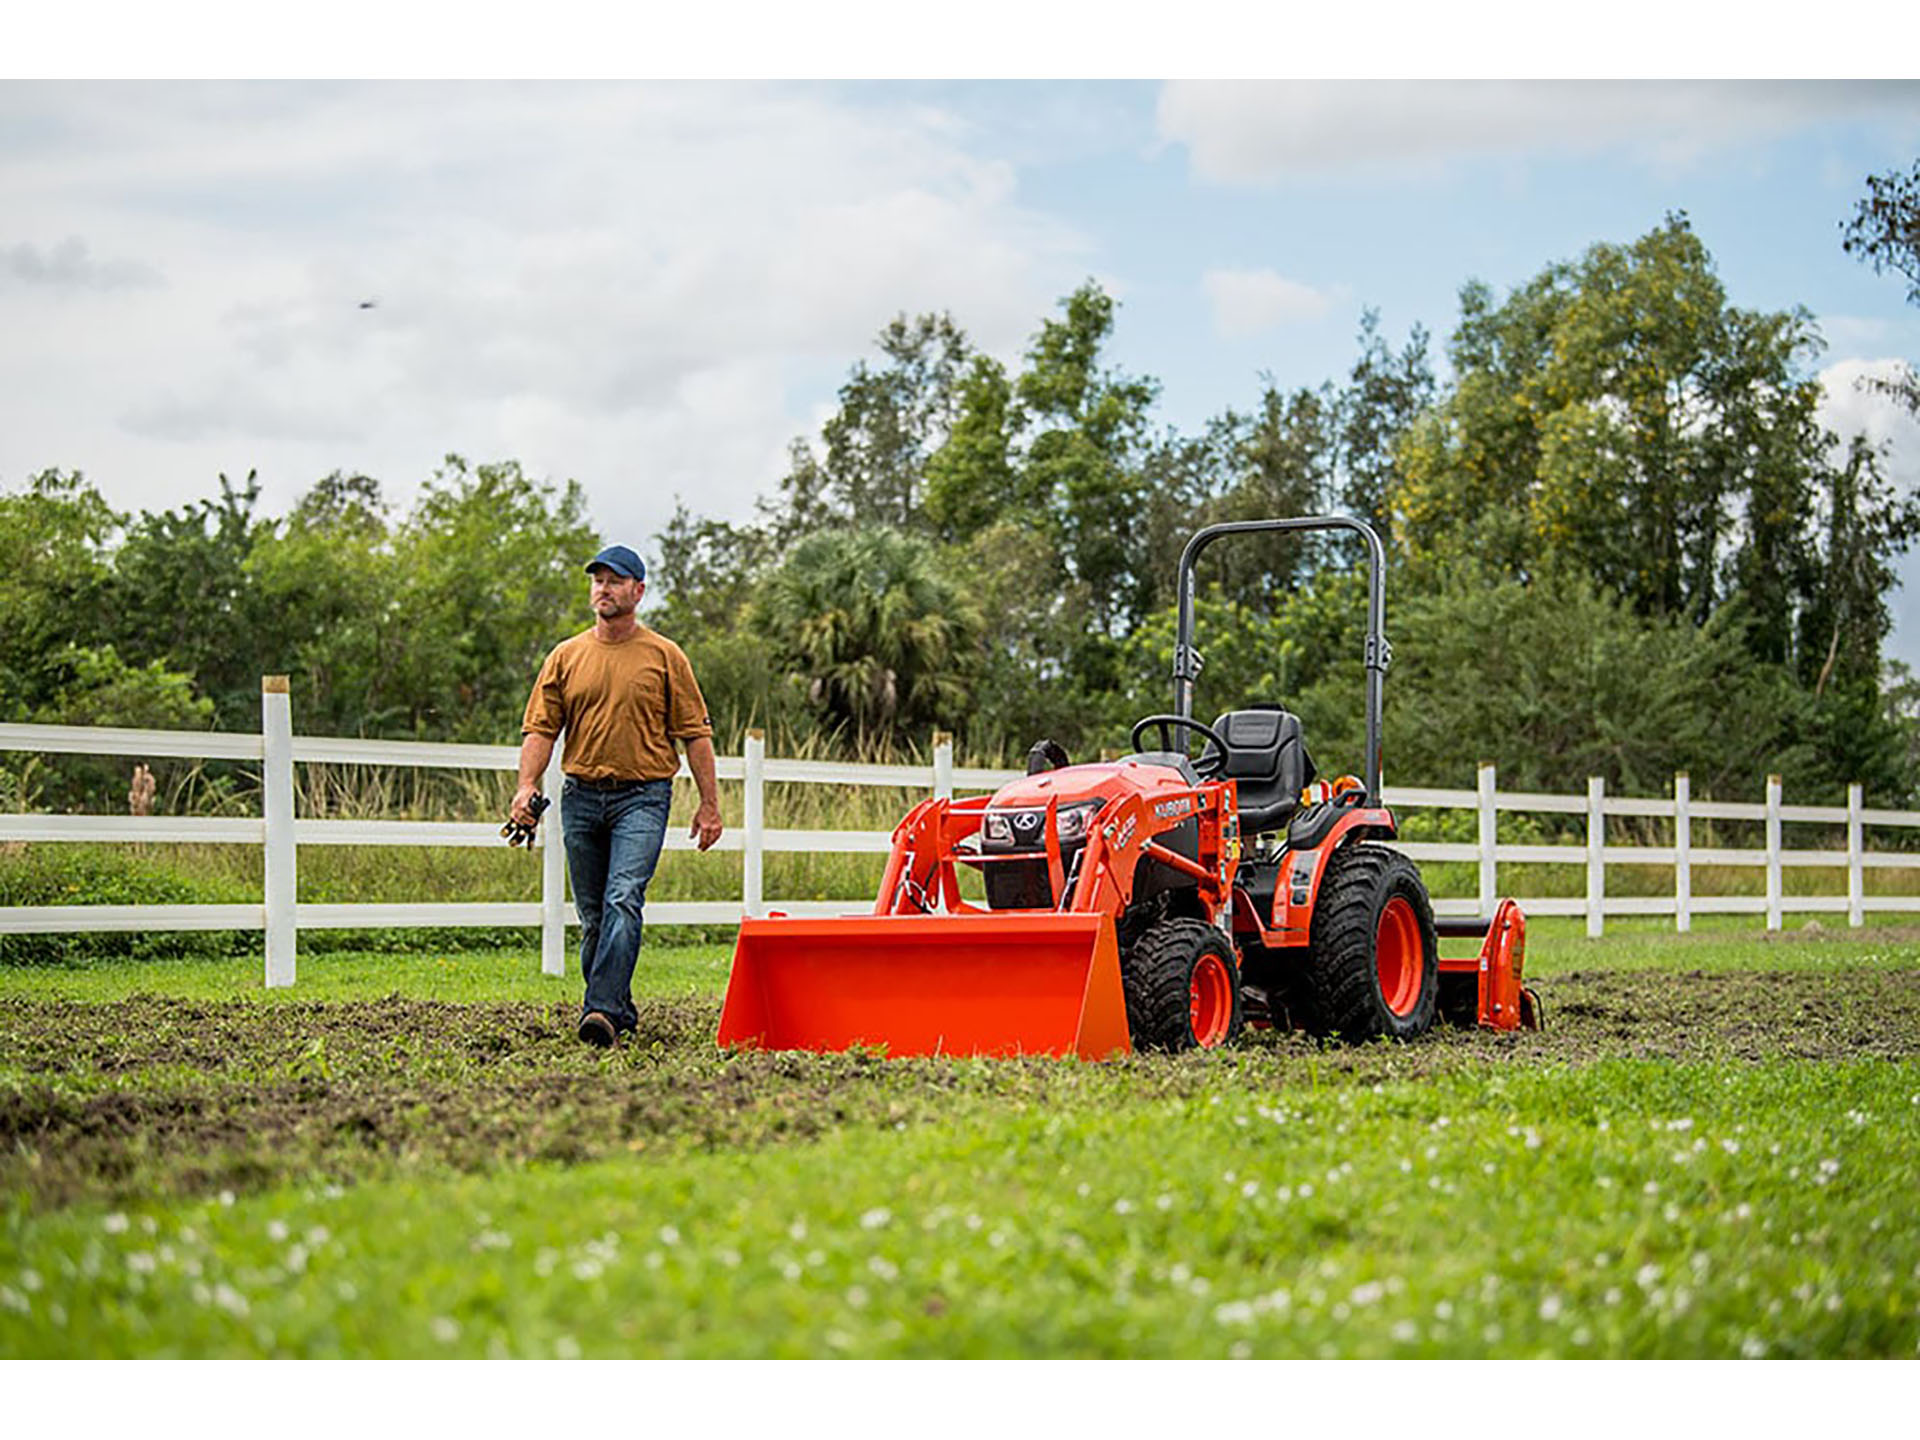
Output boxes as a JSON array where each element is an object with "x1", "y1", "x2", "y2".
[{"x1": 577, "y1": 1011, "x2": 618, "y2": 1049}]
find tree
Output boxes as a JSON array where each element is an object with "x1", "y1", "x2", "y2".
[
  {"x1": 1016, "y1": 282, "x2": 1162, "y2": 636},
  {"x1": 107, "y1": 470, "x2": 274, "y2": 731},
  {"x1": 922, "y1": 354, "x2": 1025, "y2": 543},
  {"x1": 381, "y1": 456, "x2": 600, "y2": 741},
  {"x1": 771, "y1": 313, "x2": 973, "y2": 538},
  {"x1": 755, "y1": 528, "x2": 980, "y2": 749},
  {"x1": 1335, "y1": 309, "x2": 1435, "y2": 537},
  {"x1": 1393, "y1": 215, "x2": 1879, "y2": 673},
  {"x1": 244, "y1": 472, "x2": 403, "y2": 736},
  {"x1": 0, "y1": 470, "x2": 121, "y2": 722},
  {"x1": 1842, "y1": 159, "x2": 1920, "y2": 415}
]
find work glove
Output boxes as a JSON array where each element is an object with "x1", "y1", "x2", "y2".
[{"x1": 501, "y1": 792, "x2": 550, "y2": 849}]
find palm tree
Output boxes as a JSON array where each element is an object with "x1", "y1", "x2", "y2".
[{"x1": 756, "y1": 528, "x2": 981, "y2": 749}]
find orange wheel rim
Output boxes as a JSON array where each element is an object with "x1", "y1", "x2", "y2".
[
  {"x1": 1189, "y1": 951, "x2": 1234, "y2": 1047},
  {"x1": 1376, "y1": 897, "x2": 1422, "y2": 1017}
]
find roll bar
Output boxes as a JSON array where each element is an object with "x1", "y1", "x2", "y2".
[{"x1": 1173, "y1": 515, "x2": 1390, "y2": 806}]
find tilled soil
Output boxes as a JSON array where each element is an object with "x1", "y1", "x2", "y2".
[{"x1": 3, "y1": 967, "x2": 1917, "y2": 1210}]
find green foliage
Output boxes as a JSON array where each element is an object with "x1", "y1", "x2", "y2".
[
  {"x1": 755, "y1": 528, "x2": 981, "y2": 747},
  {"x1": 0, "y1": 470, "x2": 124, "y2": 722},
  {"x1": 0, "y1": 845, "x2": 253, "y2": 965}
]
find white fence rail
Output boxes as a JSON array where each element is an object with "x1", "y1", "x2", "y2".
[{"x1": 4, "y1": 683, "x2": 1919, "y2": 987}]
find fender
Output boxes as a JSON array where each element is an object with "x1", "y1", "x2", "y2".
[{"x1": 1251, "y1": 804, "x2": 1398, "y2": 948}]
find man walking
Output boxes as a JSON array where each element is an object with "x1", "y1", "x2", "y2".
[{"x1": 512, "y1": 544, "x2": 724, "y2": 1048}]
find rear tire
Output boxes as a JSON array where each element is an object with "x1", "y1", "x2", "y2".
[
  {"x1": 1122, "y1": 918, "x2": 1243, "y2": 1052},
  {"x1": 1304, "y1": 844, "x2": 1438, "y2": 1041}
]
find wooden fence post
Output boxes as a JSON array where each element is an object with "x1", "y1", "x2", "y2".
[
  {"x1": 540, "y1": 747, "x2": 566, "y2": 976},
  {"x1": 1674, "y1": 771, "x2": 1691, "y2": 935},
  {"x1": 744, "y1": 730, "x2": 765, "y2": 918},
  {"x1": 1847, "y1": 782, "x2": 1864, "y2": 929},
  {"x1": 262, "y1": 676, "x2": 296, "y2": 988},
  {"x1": 1586, "y1": 775, "x2": 1605, "y2": 940},
  {"x1": 1477, "y1": 762, "x2": 1497, "y2": 920},
  {"x1": 1765, "y1": 774, "x2": 1783, "y2": 931}
]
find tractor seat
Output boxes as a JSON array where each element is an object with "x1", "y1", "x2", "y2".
[{"x1": 1202, "y1": 706, "x2": 1317, "y2": 835}]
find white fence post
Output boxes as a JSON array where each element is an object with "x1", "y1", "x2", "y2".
[
  {"x1": 934, "y1": 732, "x2": 955, "y2": 803},
  {"x1": 540, "y1": 748, "x2": 566, "y2": 976},
  {"x1": 1477, "y1": 762, "x2": 1497, "y2": 919},
  {"x1": 1586, "y1": 775, "x2": 1605, "y2": 940},
  {"x1": 1847, "y1": 782, "x2": 1864, "y2": 929},
  {"x1": 1674, "y1": 771, "x2": 1692, "y2": 935},
  {"x1": 261, "y1": 676, "x2": 297, "y2": 988},
  {"x1": 743, "y1": 730, "x2": 765, "y2": 918},
  {"x1": 1765, "y1": 774, "x2": 1783, "y2": 931}
]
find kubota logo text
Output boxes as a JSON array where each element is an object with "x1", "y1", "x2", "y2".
[{"x1": 1153, "y1": 798, "x2": 1193, "y2": 821}]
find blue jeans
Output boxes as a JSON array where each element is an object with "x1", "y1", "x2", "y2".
[{"x1": 561, "y1": 777, "x2": 672, "y2": 1032}]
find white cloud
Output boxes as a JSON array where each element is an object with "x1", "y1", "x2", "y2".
[
  {"x1": 1158, "y1": 80, "x2": 1920, "y2": 184},
  {"x1": 0, "y1": 81, "x2": 1088, "y2": 547},
  {"x1": 1, "y1": 236, "x2": 164, "y2": 291},
  {"x1": 1203, "y1": 267, "x2": 1336, "y2": 338}
]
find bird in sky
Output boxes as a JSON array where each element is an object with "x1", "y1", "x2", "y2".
[{"x1": 358, "y1": 298, "x2": 377, "y2": 310}]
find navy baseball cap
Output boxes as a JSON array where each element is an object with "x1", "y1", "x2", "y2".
[{"x1": 585, "y1": 544, "x2": 646, "y2": 581}]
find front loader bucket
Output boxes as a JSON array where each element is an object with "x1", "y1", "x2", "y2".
[{"x1": 716, "y1": 912, "x2": 1133, "y2": 1060}]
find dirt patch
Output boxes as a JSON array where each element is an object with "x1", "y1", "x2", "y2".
[{"x1": 3, "y1": 968, "x2": 1916, "y2": 1211}]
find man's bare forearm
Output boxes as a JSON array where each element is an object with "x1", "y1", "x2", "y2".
[
  {"x1": 685, "y1": 736, "x2": 723, "y2": 850},
  {"x1": 685, "y1": 736, "x2": 719, "y2": 806},
  {"x1": 513, "y1": 732, "x2": 556, "y2": 823}
]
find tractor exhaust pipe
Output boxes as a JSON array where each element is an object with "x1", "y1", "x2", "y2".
[{"x1": 1173, "y1": 516, "x2": 1389, "y2": 807}]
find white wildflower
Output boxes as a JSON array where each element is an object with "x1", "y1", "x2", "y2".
[
  {"x1": 103, "y1": 1213, "x2": 129, "y2": 1234},
  {"x1": 1539, "y1": 1294, "x2": 1563, "y2": 1321},
  {"x1": 658, "y1": 1225, "x2": 680, "y2": 1247},
  {"x1": 266, "y1": 1220, "x2": 288, "y2": 1242},
  {"x1": 860, "y1": 1207, "x2": 892, "y2": 1230},
  {"x1": 429, "y1": 1317, "x2": 459, "y2": 1344},
  {"x1": 868, "y1": 1256, "x2": 899, "y2": 1281}
]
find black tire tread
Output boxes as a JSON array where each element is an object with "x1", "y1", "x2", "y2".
[
  {"x1": 1303, "y1": 843, "x2": 1438, "y2": 1042},
  {"x1": 1120, "y1": 916, "x2": 1242, "y2": 1052}
]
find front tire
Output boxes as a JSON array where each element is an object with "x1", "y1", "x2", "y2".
[
  {"x1": 1122, "y1": 917, "x2": 1243, "y2": 1052},
  {"x1": 1304, "y1": 844, "x2": 1438, "y2": 1041}
]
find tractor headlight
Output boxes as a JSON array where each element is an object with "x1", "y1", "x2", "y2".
[
  {"x1": 983, "y1": 811, "x2": 1014, "y2": 847},
  {"x1": 1055, "y1": 800, "x2": 1105, "y2": 844}
]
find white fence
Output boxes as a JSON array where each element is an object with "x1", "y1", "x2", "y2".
[{"x1": 4, "y1": 681, "x2": 1920, "y2": 987}]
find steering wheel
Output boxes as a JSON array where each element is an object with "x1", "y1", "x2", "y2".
[{"x1": 1129, "y1": 714, "x2": 1229, "y2": 779}]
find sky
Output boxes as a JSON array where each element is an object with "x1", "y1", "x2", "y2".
[{"x1": 5, "y1": 64, "x2": 1920, "y2": 656}]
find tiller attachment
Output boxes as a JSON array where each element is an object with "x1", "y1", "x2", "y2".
[
  {"x1": 1436, "y1": 898, "x2": 1542, "y2": 1031},
  {"x1": 716, "y1": 912, "x2": 1134, "y2": 1060}
]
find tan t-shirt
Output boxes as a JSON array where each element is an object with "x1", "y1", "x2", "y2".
[{"x1": 521, "y1": 626, "x2": 713, "y2": 782}]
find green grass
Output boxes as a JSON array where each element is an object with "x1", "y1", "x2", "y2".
[
  {"x1": 2, "y1": 922, "x2": 1917, "y2": 1358},
  {"x1": 4, "y1": 1055, "x2": 1914, "y2": 1358}
]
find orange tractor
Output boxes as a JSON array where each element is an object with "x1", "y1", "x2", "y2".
[{"x1": 718, "y1": 516, "x2": 1540, "y2": 1059}]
